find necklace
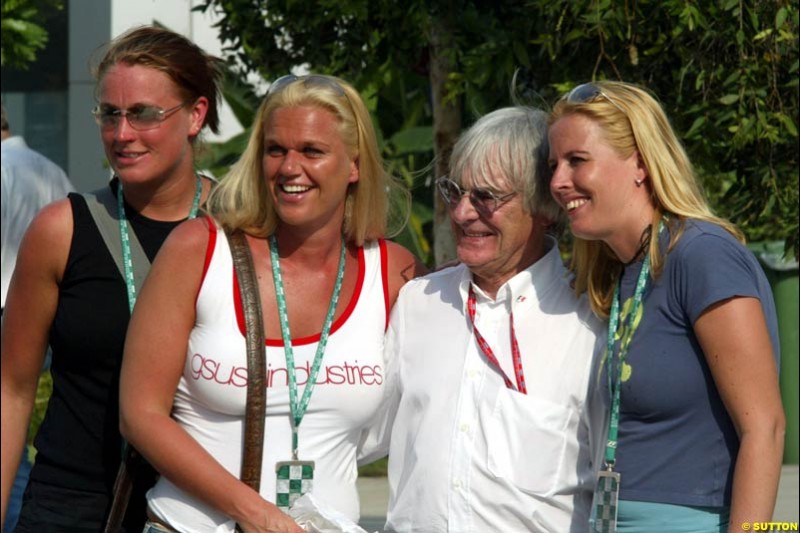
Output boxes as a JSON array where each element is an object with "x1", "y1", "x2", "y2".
[
  {"x1": 117, "y1": 175, "x2": 203, "y2": 313},
  {"x1": 622, "y1": 225, "x2": 653, "y2": 267},
  {"x1": 269, "y1": 233, "x2": 346, "y2": 459}
]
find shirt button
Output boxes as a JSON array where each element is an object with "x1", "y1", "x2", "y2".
[
  {"x1": 452, "y1": 479, "x2": 461, "y2": 489},
  {"x1": 460, "y1": 423, "x2": 470, "y2": 433},
  {"x1": 468, "y1": 368, "x2": 478, "y2": 378}
]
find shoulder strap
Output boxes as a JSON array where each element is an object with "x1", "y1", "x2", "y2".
[
  {"x1": 83, "y1": 184, "x2": 151, "y2": 291},
  {"x1": 93, "y1": 182, "x2": 154, "y2": 533},
  {"x1": 225, "y1": 228, "x2": 267, "y2": 494}
]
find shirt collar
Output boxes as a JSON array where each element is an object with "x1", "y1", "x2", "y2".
[{"x1": 457, "y1": 234, "x2": 566, "y2": 310}]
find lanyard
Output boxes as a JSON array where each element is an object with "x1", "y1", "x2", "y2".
[
  {"x1": 604, "y1": 253, "x2": 651, "y2": 468},
  {"x1": 466, "y1": 286, "x2": 527, "y2": 394},
  {"x1": 117, "y1": 175, "x2": 202, "y2": 313},
  {"x1": 270, "y1": 234, "x2": 346, "y2": 459}
]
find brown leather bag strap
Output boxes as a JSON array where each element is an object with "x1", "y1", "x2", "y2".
[
  {"x1": 107, "y1": 226, "x2": 266, "y2": 533},
  {"x1": 226, "y1": 228, "x2": 267, "y2": 490},
  {"x1": 103, "y1": 446, "x2": 137, "y2": 533}
]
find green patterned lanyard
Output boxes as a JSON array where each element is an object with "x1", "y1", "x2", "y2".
[
  {"x1": 604, "y1": 252, "x2": 651, "y2": 469},
  {"x1": 117, "y1": 175, "x2": 202, "y2": 313},
  {"x1": 269, "y1": 234, "x2": 346, "y2": 460},
  {"x1": 594, "y1": 223, "x2": 665, "y2": 533}
]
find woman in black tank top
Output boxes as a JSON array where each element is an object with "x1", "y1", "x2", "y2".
[{"x1": 0, "y1": 26, "x2": 222, "y2": 532}]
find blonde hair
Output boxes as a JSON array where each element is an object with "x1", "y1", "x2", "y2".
[
  {"x1": 550, "y1": 81, "x2": 743, "y2": 318},
  {"x1": 207, "y1": 74, "x2": 408, "y2": 245}
]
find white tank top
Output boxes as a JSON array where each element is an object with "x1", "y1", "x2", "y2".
[{"x1": 147, "y1": 222, "x2": 389, "y2": 532}]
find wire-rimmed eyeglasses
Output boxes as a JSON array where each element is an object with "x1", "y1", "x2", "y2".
[
  {"x1": 436, "y1": 177, "x2": 517, "y2": 217},
  {"x1": 91, "y1": 100, "x2": 191, "y2": 131}
]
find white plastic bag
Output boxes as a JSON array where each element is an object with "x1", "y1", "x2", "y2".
[{"x1": 288, "y1": 493, "x2": 376, "y2": 533}]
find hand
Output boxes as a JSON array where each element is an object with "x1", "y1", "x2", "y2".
[{"x1": 238, "y1": 501, "x2": 305, "y2": 533}]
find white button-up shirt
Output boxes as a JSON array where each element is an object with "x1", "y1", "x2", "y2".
[{"x1": 381, "y1": 237, "x2": 606, "y2": 533}]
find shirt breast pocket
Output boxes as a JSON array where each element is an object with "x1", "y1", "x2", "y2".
[{"x1": 486, "y1": 390, "x2": 576, "y2": 496}]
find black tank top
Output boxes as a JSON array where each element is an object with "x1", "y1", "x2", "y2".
[{"x1": 27, "y1": 184, "x2": 181, "y2": 527}]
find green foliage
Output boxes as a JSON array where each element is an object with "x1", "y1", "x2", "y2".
[
  {"x1": 529, "y1": 0, "x2": 799, "y2": 258},
  {"x1": 197, "y1": 68, "x2": 262, "y2": 178},
  {"x1": 29, "y1": 370, "x2": 52, "y2": 444},
  {"x1": 28, "y1": 370, "x2": 53, "y2": 461},
  {"x1": 1, "y1": 0, "x2": 62, "y2": 70},
  {"x1": 358, "y1": 456, "x2": 388, "y2": 477},
  {"x1": 198, "y1": 0, "x2": 799, "y2": 260}
]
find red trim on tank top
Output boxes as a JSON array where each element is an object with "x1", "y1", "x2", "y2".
[
  {"x1": 379, "y1": 239, "x2": 390, "y2": 331},
  {"x1": 195, "y1": 215, "x2": 217, "y2": 306},
  {"x1": 234, "y1": 245, "x2": 366, "y2": 346}
]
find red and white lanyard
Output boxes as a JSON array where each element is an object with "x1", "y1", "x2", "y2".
[{"x1": 466, "y1": 286, "x2": 527, "y2": 394}]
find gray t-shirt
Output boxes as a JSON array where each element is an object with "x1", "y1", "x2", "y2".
[{"x1": 612, "y1": 219, "x2": 779, "y2": 507}]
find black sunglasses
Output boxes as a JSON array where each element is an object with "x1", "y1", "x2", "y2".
[{"x1": 436, "y1": 177, "x2": 516, "y2": 217}]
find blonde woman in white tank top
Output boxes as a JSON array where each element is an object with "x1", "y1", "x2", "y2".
[{"x1": 119, "y1": 74, "x2": 425, "y2": 533}]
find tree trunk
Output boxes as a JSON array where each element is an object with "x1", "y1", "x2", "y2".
[{"x1": 428, "y1": 11, "x2": 461, "y2": 266}]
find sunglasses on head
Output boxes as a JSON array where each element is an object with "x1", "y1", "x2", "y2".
[
  {"x1": 436, "y1": 177, "x2": 516, "y2": 217},
  {"x1": 91, "y1": 99, "x2": 191, "y2": 131},
  {"x1": 267, "y1": 74, "x2": 347, "y2": 99},
  {"x1": 563, "y1": 83, "x2": 626, "y2": 114}
]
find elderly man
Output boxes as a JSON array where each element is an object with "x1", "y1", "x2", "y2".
[{"x1": 380, "y1": 107, "x2": 605, "y2": 532}]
